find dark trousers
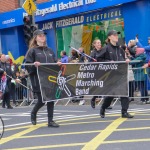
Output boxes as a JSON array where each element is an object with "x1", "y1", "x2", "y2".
[
  {"x1": 136, "y1": 81, "x2": 148, "y2": 101},
  {"x1": 2, "y1": 91, "x2": 11, "y2": 107},
  {"x1": 31, "y1": 92, "x2": 54, "y2": 122},
  {"x1": 129, "y1": 81, "x2": 134, "y2": 98},
  {"x1": 2, "y1": 81, "x2": 11, "y2": 107},
  {"x1": 10, "y1": 83, "x2": 16, "y2": 104},
  {"x1": 101, "y1": 96, "x2": 129, "y2": 114}
]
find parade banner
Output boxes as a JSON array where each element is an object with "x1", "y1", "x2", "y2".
[{"x1": 37, "y1": 62, "x2": 128, "y2": 102}]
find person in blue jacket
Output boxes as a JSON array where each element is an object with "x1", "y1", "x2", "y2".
[
  {"x1": 60, "y1": 51, "x2": 68, "y2": 63},
  {"x1": 136, "y1": 37, "x2": 150, "y2": 63}
]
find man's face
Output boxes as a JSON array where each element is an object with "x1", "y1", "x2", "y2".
[
  {"x1": 108, "y1": 34, "x2": 119, "y2": 43},
  {"x1": 148, "y1": 39, "x2": 150, "y2": 45},
  {"x1": 1, "y1": 55, "x2": 6, "y2": 62}
]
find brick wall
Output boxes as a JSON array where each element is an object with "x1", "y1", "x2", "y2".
[
  {"x1": 0, "y1": 0, "x2": 19, "y2": 13},
  {"x1": 36, "y1": 0, "x2": 49, "y2": 3},
  {"x1": 0, "y1": 0, "x2": 50, "y2": 13}
]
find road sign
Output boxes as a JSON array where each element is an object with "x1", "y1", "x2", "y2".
[{"x1": 22, "y1": 0, "x2": 37, "y2": 15}]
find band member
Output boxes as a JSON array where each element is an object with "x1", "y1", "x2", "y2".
[
  {"x1": 90, "y1": 39, "x2": 104, "y2": 108},
  {"x1": 99, "y1": 30, "x2": 133, "y2": 118},
  {"x1": 25, "y1": 29, "x2": 59, "y2": 127}
]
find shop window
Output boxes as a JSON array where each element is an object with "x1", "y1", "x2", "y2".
[{"x1": 56, "y1": 18, "x2": 125, "y2": 59}]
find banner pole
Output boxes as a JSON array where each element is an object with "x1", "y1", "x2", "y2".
[{"x1": 69, "y1": 45, "x2": 97, "y2": 62}]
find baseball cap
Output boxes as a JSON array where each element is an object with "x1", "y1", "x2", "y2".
[
  {"x1": 107, "y1": 30, "x2": 120, "y2": 37},
  {"x1": 33, "y1": 29, "x2": 47, "y2": 37}
]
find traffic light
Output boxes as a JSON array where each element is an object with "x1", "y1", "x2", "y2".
[
  {"x1": 23, "y1": 15, "x2": 38, "y2": 46},
  {"x1": 31, "y1": 25, "x2": 38, "y2": 36},
  {"x1": 23, "y1": 15, "x2": 32, "y2": 46}
]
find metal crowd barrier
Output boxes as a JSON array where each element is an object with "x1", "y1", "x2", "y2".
[
  {"x1": 55, "y1": 66, "x2": 150, "y2": 106},
  {"x1": 7, "y1": 63, "x2": 150, "y2": 107},
  {"x1": 10, "y1": 77, "x2": 38, "y2": 106}
]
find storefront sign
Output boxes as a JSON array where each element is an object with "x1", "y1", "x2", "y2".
[
  {"x1": 42, "y1": 22, "x2": 53, "y2": 30},
  {"x1": 0, "y1": 0, "x2": 138, "y2": 29},
  {"x1": 41, "y1": 8, "x2": 122, "y2": 29}
]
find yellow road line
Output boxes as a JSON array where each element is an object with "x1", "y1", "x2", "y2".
[
  {"x1": 0, "y1": 123, "x2": 45, "y2": 145},
  {"x1": 82, "y1": 117, "x2": 127, "y2": 150},
  {"x1": 4, "y1": 138, "x2": 150, "y2": 150},
  {"x1": 103, "y1": 138, "x2": 150, "y2": 144},
  {"x1": 117, "y1": 126, "x2": 150, "y2": 131},
  {"x1": 4, "y1": 142, "x2": 86, "y2": 150},
  {"x1": 127, "y1": 118, "x2": 150, "y2": 122},
  {"x1": 16, "y1": 126, "x2": 150, "y2": 139},
  {"x1": 18, "y1": 130, "x2": 102, "y2": 139}
]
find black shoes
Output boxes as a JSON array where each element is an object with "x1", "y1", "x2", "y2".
[
  {"x1": 7, "y1": 106, "x2": 13, "y2": 109},
  {"x1": 48, "y1": 121, "x2": 59, "y2": 128},
  {"x1": 31, "y1": 113, "x2": 36, "y2": 125},
  {"x1": 129, "y1": 98, "x2": 134, "y2": 103},
  {"x1": 100, "y1": 108, "x2": 105, "y2": 118},
  {"x1": 106, "y1": 106, "x2": 112, "y2": 109},
  {"x1": 122, "y1": 112, "x2": 134, "y2": 118},
  {"x1": 91, "y1": 100, "x2": 95, "y2": 109}
]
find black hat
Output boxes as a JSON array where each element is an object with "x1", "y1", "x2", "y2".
[
  {"x1": 33, "y1": 29, "x2": 47, "y2": 37},
  {"x1": 107, "y1": 30, "x2": 120, "y2": 37}
]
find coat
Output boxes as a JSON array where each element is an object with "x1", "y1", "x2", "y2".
[
  {"x1": 25, "y1": 46, "x2": 56, "y2": 93},
  {"x1": 130, "y1": 53, "x2": 146, "y2": 81}
]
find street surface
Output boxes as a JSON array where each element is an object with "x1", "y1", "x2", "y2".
[{"x1": 1, "y1": 103, "x2": 150, "y2": 150}]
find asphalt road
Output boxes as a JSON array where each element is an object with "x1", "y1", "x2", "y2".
[{"x1": 1, "y1": 102, "x2": 150, "y2": 150}]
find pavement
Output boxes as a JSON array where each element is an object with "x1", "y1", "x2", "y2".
[{"x1": 0, "y1": 101, "x2": 150, "y2": 150}]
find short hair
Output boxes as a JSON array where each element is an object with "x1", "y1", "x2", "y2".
[{"x1": 61, "y1": 50, "x2": 66, "y2": 55}]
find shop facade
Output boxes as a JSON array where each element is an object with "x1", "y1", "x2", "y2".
[{"x1": 0, "y1": 0, "x2": 149, "y2": 63}]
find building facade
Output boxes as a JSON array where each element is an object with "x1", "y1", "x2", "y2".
[{"x1": 0, "y1": 0, "x2": 150, "y2": 64}]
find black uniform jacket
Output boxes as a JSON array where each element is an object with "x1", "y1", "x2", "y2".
[
  {"x1": 25, "y1": 46, "x2": 56, "y2": 93},
  {"x1": 90, "y1": 48, "x2": 106, "y2": 62},
  {"x1": 102, "y1": 43, "x2": 125, "y2": 61}
]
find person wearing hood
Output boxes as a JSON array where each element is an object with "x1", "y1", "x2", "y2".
[
  {"x1": 130, "y1": 48, "x2": 149, "y2": 104},
  {"x1": 99, "y1": 30, "x2": 133, "y2": 119}
]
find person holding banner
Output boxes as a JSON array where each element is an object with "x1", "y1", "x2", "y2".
[
  {"x1": 89, "y1": 39, "x2": 105, "y2": 108},
  {"x1": 99, "y1": 30, "x2": 134, "y2": 118},
  {"x1": 25, "y1": 29, "x2": 59, "y2": 128}
]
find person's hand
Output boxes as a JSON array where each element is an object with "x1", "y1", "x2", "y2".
[
  {"x1": 57, "y1": 61, "x2": 62, "y2": 66},
  {"x1": 15, "y1": 79, "x2": 21, "y2": 83},
  {"x1": 34, "y1": 62, "x2": 41, "y2": 67},
  {"x1": 126, "y1": 59, "x2": 130, "y2": 63},
  {"x1": 93, "y1": 59, "x2": 97, "y2": 62},
  {"x1": 142, "y1": 64, "x2": 148, "y2": 68},
  {"x1": 135, "y1": 37, "x2": 139, "y2": 43}
]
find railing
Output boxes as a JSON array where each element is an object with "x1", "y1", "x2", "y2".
[{"x1": 2, "y1": 62, "x2": 149, "y2": 107}]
